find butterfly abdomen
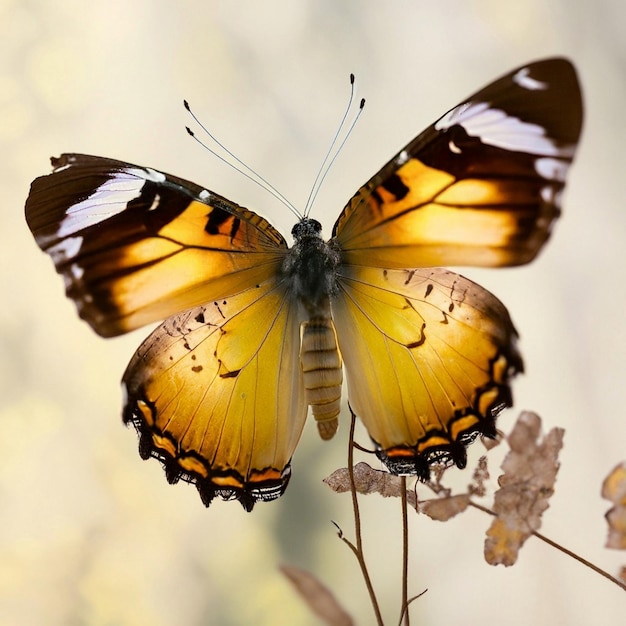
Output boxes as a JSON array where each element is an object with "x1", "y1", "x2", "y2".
[{"x1": 300, "y1": 315, "x2": 343, "y2": 440}]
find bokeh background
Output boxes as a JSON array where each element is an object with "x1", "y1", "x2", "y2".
[{"x1": 2, "y1": 0, "x2": 625, "y2": 624}]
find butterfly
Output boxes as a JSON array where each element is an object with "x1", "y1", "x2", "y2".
[{"x1": 25, "y1": 58, "x2": 583, "y2": 511}]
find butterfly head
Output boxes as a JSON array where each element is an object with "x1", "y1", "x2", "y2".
[{"x1": 291, "y1": 217, "x2": 322, "y2": 241}]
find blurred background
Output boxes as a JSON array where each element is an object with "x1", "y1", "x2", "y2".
[{"x1": 2, "y1": 0, "x2": 625, "y2": 624}]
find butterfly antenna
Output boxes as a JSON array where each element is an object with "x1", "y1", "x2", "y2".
[
  {"x1": 303, "y1": 74, "x2": 358, "y2": 218},
  {"x1": 184, "y1": 100, "x2": 302, "y2": 220},
  {"x1": 304, "y1": 94, "x2": 366, "y2": 217}
]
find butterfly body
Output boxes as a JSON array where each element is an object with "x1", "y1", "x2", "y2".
[
  {"x1": 25, "y1": 58, "x2": 582, "y2": 510},
  {"x1": 284, "y1": 218, "x2": 343, "y2": 438}
]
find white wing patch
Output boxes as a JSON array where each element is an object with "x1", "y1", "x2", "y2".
[
  {"x1": 57, "y1": 168, "x2": 162, "y2": 237},
  {"x1": 513, "y1": 67, "x2": 548, "y2": 91},
  {"x1": 435, "y1": 101, "x2": 575, "y2": 158},
  {"x1": 396, "y1": 150, "x2": 410, "y2": 165},
  {"x1": 534, "y1": 157, "x2": 570, "y2": 182},
  {"x1": 48, "y1": 236, "x2": 83, "y2": 263},
  {"x1": 448, "y1": 140, "x2": 462, "y2": 154},
  {"x1": 140, "y1": 167, "x2": 167, "y2": 184}
]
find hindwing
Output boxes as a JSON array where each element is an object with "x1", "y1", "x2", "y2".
[
  {"x1": 332, "y1": 266, "x2": 522, "y2": 475},
  {"x1": 122, "y1": 277, "x2": 306, "y2": 511}
]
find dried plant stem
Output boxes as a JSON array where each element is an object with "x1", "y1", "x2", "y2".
[
  {"x1": 400, "y1": 477, "x2": 410, "y2": 626},
  {"x1": 344, "y1": 407, "x2": 384, "y2": 625},
  {"x1": 469, "y1": 501, "x2": 626, "y2": 592}
]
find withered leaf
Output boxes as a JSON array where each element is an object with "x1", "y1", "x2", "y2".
[
  {"x1": 323, "y1": 462, "x2": 417, "y2": 508},
  {"x1": 469, "y1": 456, "x2": 490, "y2": 498},
  {"x1": 421, "y1": 494, "x2": 471, "y2": 521},
  {"x1": 482, "y1": 431, "x2": 503, "y2": 452},
  {"x1": 484, "y1": 411, "x2": 564, "y2": 566},
  {"x1": 280, "y1": 564, "x2": 353, "y2": 626},
  {"x1": 601, "y1": 462, "x2": 626, "y2": 550}
]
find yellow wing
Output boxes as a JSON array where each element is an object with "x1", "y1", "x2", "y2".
[
  {"x1": 333, "y1": 58, "x2": 583, "y2": 269},
  {"x1": 332, "y1": 265, "x2": 522, "y2": 476},
  {"x1": 329, "y1": 58, "x2": 582, "y2": 477},
  {"x1": 122, "y1": 276, "x2": 306, "y2": 511},
  {"x1": 25, "y1": 154, "x2": 287, "y2": 337}
]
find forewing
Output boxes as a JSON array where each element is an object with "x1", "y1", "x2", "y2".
[
  {"x1": 25, "y1": 154, "x2": 287, "y2": 336},
  {"x1": 122, "y1": 277, "x2": 306, "y2": 511},
  {"x1": 333, "y1": 58, "x2": 583, "y2": 268},
  {"x1": 332, "y1": 266, "x2": 523, "y2": 475}
]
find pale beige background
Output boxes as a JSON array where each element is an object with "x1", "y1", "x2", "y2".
[{"x1": 2, "y1": 0, "x2": 625, "y2": 624}]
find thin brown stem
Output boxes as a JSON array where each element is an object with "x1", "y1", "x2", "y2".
[
  {"x1": 468, "y1": 500, "x2": 626, "y2": 592},
  {"x1": 400, "y1": 476, "x2": 410, "y2": 626},
  {"x1": 347, "y1": 406, "x2": 385, "y2": 625}
]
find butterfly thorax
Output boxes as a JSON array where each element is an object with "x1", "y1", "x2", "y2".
[
  {"x1": 284, "y1": 217, "x2": 341, "y2": 316},
  {"x1": 283, "y1": 217, "x2": 343, "y2": 440}
]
